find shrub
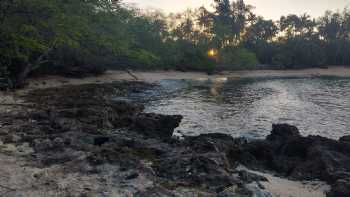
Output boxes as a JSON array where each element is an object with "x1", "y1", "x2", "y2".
[
  {"x1": 271, "y1": 37, "x2": 326, "y2": 68},
  {"x1": 175, "y1": 49, "x2": 216, "y2": 73},
  {"x1": 128, "y1": 49, "x2": 160, "y2": 69},
  {"x1": 218, "y1": 47, "x2": 259, "y2": 70}
]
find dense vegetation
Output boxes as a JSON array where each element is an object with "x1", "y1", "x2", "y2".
[{"x1": 1, "y1": 0, "x2": 350, "y2": 87}]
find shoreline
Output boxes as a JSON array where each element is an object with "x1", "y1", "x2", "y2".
[
  {"x1": 2, "y1": 66, "x2": 350, "y2": 114},
  {"x1": 0, "y1": 81, "x2": 349, "y2": 196},
  {"x1": 17, "y1": 66, "x2": 350, "y2": 90}
]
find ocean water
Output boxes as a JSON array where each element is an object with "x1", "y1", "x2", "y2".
[{"x1": 127, "y1": 76, "x2": 350, "y2": 139}]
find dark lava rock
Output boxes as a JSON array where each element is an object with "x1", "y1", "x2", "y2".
[
  {"x1": 93, "y1": 137, "x2": 110, "y2": 146},
  {"x1": 135, "y1": 186, "x2": 176, "y2": 197},
  {"x1": 184, "y1": 133, "x2": 235, "y2": 154},
  {"x1": 132, "y1": 113, "x2": 183, "y2": 139},
  {"x1": 231, "y1": 124, "x2": 350, "y2": 197},
  {"x1": 339, "y1": 135, "x2": 350, "y2": 143},
  {"x1": 33, "y1": 139, "x2": 54, "y2": 152},
  {"x1": 154, "y1": 152, "x2": 235, "y2": 192},
  {"x1": 110, "y1": 100, "x2": 145, "y2": 122},
  {"x1": 7, "y1": 83, "x2": 350, "y2": 196},
  {"x1": 238, "y1": 170, "x2": 268, "y2": 184},
  {"x1": 125, "y1": 172, "x2": 139, "y2": 180},
  {"x1": 327, "y1": 179, "x2": 350, "y2": 197},
  {"x1": 266, "y1": 124, "x2": 300, "y2": 141}
]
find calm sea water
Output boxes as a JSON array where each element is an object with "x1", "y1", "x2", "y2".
[{"x1": 128, "y1": 77, "x2": 350, "y2": 139}]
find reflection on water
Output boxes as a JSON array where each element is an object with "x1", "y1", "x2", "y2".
[{"x1": 129, "y1": 77, "x2": 350, "y2": 139}]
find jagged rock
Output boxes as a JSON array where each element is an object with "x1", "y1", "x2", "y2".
[
  {"x1": 93, "y1": 137, "x2": 110, "y2": 146},
  {"x1": 339, "y1": 135, "x2": 350, "y2": 143},
  {"x1": 3, "y1": 134, "x2": 22, "y2": 143},
  {"x1": 242, "y1": 182, "x2": 273, "y2": 197},
  {"x1": 135, "y1": 186, "x2": 176, "y2": 197},
  {"x1": 238, "y1": 170, "x2": 268, "y2": 184},
  {"x1": 3, "y1": 83, "x2": 349, "y2": 197},
  {"x1": 266, "y1": 124, "x2": 300, "y2": 141},
  {"x1": 33, "y1": 138, "x2": 54, "y2": 152},
  {"x1": 230, "y1": 124, "x2": 350, "y2": 197},
  {"x1": 327, "y1": 179, "x2": 350, "y2": 197},
  {"x1": 184, "y1": 133, "x2": 235, "y2": 153},
  {"x1": 125, "y1": 172, "x2": 139, "y2": 180},
  {"x1": 132, "y1": 113, "x2": 183, "y2": 139},
  {"x1": 53, "y1": 137, "x2": 65, "y2": 147},
  {"x1": 110, "y1": 100, "x2": 144, "y2": 116},
  {"x1": 154, "y1": 152, "x2": 235, "y2": 192}
]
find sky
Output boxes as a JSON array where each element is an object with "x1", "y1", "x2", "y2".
[{"x1": 125, "y1": 0, "x2": 350, "y2": 20}]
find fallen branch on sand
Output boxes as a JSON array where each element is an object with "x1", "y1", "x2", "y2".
[
  {"x1": 125, "y1": 69, "x2": 139, "y2": 81},
  {"x1": 0, "y1": 103, "x2": 33, "y2": 107}
]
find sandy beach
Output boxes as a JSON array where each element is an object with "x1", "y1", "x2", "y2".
[
  {"x1": 2, "y1": 66, "x2": 350, "y2": 110},
  {"x1": 17, "y1": 66, "x2": 350, "y2": 90}
]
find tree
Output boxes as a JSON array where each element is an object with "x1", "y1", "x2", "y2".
[
  {"x1": 279, "y1": 14, "x2": 316, "y2": 38},
  {"x1": 245, "y1": 16, "x2": 278, "y2": 43},
  {"x1": 211, "y1": 0, "x2": 253, "y2": 47},
  {"x1": 0, "y1": 0, "x2": 138, "y2": 85},
  {"x1": 3, "y1": 0, "x2": 350, "y2": 86},
  {"x1": 242, "y1": 17, "x2": 278, "y2": 64},
  {"x1": 318, "y1": 9, "x2": 350, "y2": 65}
]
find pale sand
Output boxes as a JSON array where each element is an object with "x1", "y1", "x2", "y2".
[
  {"x1": 236, "y1": 66, "x2": 350, "y2": 78},
  {"x1": 237, "y1": 166, "x2": 331, "y2": 197},
  {"x1": 2, "y1": 66, "x2": 350, "y2": 111},
  {"x1": 15, "y1": 66, "x2": 350, "y2": 91}
]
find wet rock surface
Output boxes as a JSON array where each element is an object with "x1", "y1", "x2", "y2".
[
  {"x1": 132, "y1": 113, "x2": 183, "y2": 139},
  {"x1": 0, "y1": 83, "x2": 348, "y2": 196},
  {"x1": 232, "y1": 124, "x2": 350, "y2": 197}
]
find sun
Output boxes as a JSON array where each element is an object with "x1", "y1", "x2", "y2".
[{"x1": 208, "y1": 49, "x2": 217, "y2": 57}]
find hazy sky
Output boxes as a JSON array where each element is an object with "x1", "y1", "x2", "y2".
[{"x1": 125, "y1": 0, "x2": 350, "y2": 19}]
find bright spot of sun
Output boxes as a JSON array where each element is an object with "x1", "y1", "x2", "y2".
[{"x1": 208, "y1": 49, "x2": 217, "y2": 57}]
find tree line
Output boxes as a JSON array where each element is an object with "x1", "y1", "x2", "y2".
[{"x1": 1, "y1": 0, "x2": 350, "y2": 88}]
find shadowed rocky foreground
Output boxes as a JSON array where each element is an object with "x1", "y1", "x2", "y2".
[{"x1": 0, "y1": 82, "x2": 349, "y2": 196}]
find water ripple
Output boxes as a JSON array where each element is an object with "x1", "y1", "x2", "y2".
[{"x1": 128, "y1": 77, "x2": 350, "y2": 140}]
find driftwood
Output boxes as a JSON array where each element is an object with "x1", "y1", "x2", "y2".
[
  {"x1": 0, "y1": 103, "x2": 32, "y2": 107},
  {"x1": 125, "y1": 69, "x2": 139, "y2": 80}
]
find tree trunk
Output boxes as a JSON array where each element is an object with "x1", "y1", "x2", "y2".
[
  {"x1": 16, "y1": 64, "x2": 32, "y2": 88},
  {"x1": 15, "y1": 42, "x2": 57, "y2": 88}
]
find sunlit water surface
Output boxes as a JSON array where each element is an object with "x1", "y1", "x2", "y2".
[{"x1": 126, "y1": 77, "x2": 350, "y2": 139}]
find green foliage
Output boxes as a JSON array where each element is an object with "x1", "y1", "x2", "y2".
[
  {"x1": 271, "y1": 37, "x2": 326, "y2": 68},
  {"x1": 243, "y1": 9, "x2": 350, "y2": 67},
  {"x1": 178, "y1": 50, "x2": 216, "y2": 72},
  {"x1": 0, "y1": 0, "x2": 115, "y2": 81},
  {"x1": 3, "y1": 0, "x2": 350, "y2": 87},
  {"x1": 0, "y1": 0, "x2": 172, "y2": 83},
  {"x1": 161, "y1": 39, "x2": 216, "y2": 72},
  {"x1": 127, "y1": 49, "x2": 160, "y2": 69},
  {"x1": 219, "y1": 47, "x2": 259, "y2": 69}
]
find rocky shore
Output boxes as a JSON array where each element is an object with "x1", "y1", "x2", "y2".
[{"x1": 0, "y1": 82, "x2": 349, "y2": 196}]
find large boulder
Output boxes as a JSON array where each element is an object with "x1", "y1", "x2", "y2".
[
  {"x1": 266, "y1": 124, "x2": 300, "y2": 141},
  {"x1": 184, "y1": 133, "x2": 236, "y2": 154},
  {"x1": 153, "y1": 152, "x2": 235, "y2": 192},
  {"x1": 339, "y1": 135, "x2": 350, "y2": 143},
  {"x1": 230, "y1": 124, "x2": 350, "y2": 197},
  {"x1": 132, "y1": 113, "x2": 183, "y2": 139},
  {"x1": 327, "y1": 179, "x2": 350, "y2": 197}
]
